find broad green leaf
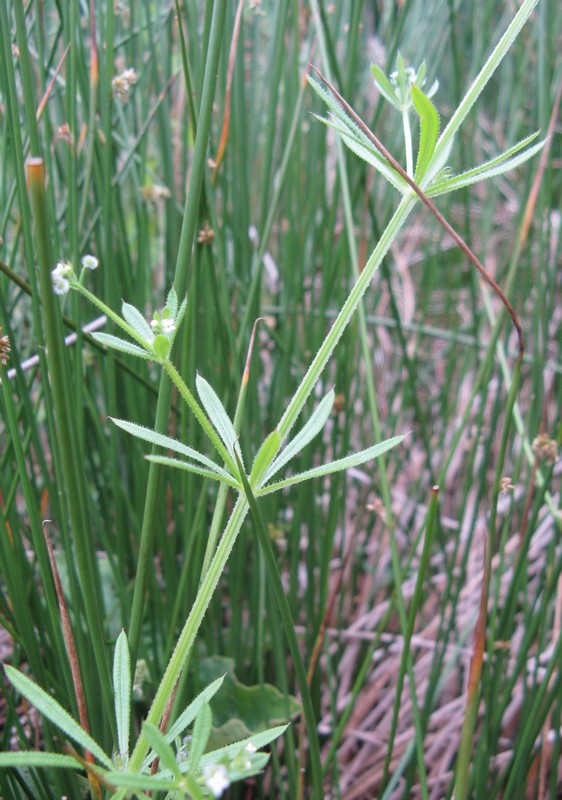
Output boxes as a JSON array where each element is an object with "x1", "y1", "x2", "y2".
[
  {"x1": 110, "y1": 418, "x2": 233, "y2": 480},
  {"x1": 121, "y1": 301, "x2": 154, "y2": 343},
  {"x1": 427, "y1": 132, "x2": 544, "y2": 197},
  {"x1": 370, "y1": 64, "x2": 400, "y2": 109},
  {"x1": 90, "y1": 333, "x2": 153, "y2": 360},
  {"x1": 4, "y1": 666, "x2": 113, "y2": 768},
  {"x1": 411, "y1": 83, "x2": 440, "y2": 183},
  {"x1": 146, "y1": 455, "x2": 240, "y2": 489},
  {"x1": 187, "y1": 701, "x2": 212, "y2": 774},
  {"x1": 165, "y1": 675, "x2": 226, "y2": 744},
  {"x1": 166, "y1": 286, "x2": 178, "y2": 319},
  {"x1": 152, "y1": 334, "x2": 171, "y2": 360},
  {"x1": 197, "y1": 657, "x2": 299, "y2": 738},
  {"x1": 141, "y1": 722, "x2": 181, "y2": 779},
  {"x1": 113, "y1": 630, "x2": 131, "y2": 760},
  {"x1": 195, "y1": 374, "x2": 241, "y2": 462},
  {"x1": 250, "y1": 431, "x2": 281, "y2": 488},
  {"x1": 258, "y1": 435, "x2": 405, "y2": 496},
  {"x1": 0, "y1": 752, "x2": 83, "y2": 769},
  {"x1": 196, "y1": 725, "x2": 288, "y2": 771},
  {"x1": 264, "y1": 390, "x2": 335, "y2": 484}
]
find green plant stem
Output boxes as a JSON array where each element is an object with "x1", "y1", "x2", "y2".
[
  {"x1": 276, "y1": 191, "x2": 416, "y2": 442},
  {"x1": 128, "y1": 0, "x2": 228, "y2": 660},
  {"x1": 235, "y1": 453, "x2": 324, "y2": 800},
  {"x1": 26, "y1": 159, "x2": 114, "y2": 734},
  {"x1": 128, "y1": 493, "x2": 250, "y2": 771}
]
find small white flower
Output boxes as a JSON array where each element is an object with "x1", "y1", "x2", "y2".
[
  {"x1": 51, "y1": 261, "x2": 73, "y2": 295},
  {"x1": 245, "y1": 743, "x2": 257, "y2": 753},
  {"x1": 202, "y1": 763, "x2": 230, "y2": 797},
  {"x1": 161, "y1": 317, "x2": 175, "y2": 335},
  {"x1": 150, "y1": 319, "x2": 159, "y2": 330},
  {"x1": 81, "y1": 254, "x2": 98, "y2": 271}
]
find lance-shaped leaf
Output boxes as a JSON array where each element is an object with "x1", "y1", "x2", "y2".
[
  {"x1": 257, "y1": 435, "x2": 405, "y2": 497},
  {"x1": 371, "y1": 63, "x2": 400, "y2": 109},
  {"x1": 4, "y1": 666, "x2": 113, "y2": 768},
  {"x1": 90, "y1": 333, "x2": 153, "y2": 360},
  {"x1": 195, "y1": 725, "x2": 288, "y2": 771},
  {"x1": 146, "y1": 455, "x2": 241, "y2": 490},
  {"x1": 411, "y1": 83, "x2": 440, "y2": 183},
  {"x1": 142, "y1": 723, "x2": 181, "y2": 780},
  {"x1": 263, "y1": 389, "x2": 335, "y2": 485},
  {"x1": 309, "y1": 74, "x2": 408, "y2": 192},
  {"x1": 427, "y1": 132, "x2": 544, "y2": 197},
  {"x1": 0, "y1": 752, "x2": 83, "y2": 769},
  {"x1": 121, "y1": 301, "x2": 154, "y2": 344},
  {"x1": 110, "y1": 418, "x2": 233, "y2": 482},
  {"x1": 187, "y1": 701, "x2": 213, "y2": 774},
  {"x1": 250, "y1": 430, "x2": 281, "y2": 488},
  {"x1": 113, "y1": 630, "x2": 131, "y2": 760},
  {"x1": 318, "y1": 114, "x2": 408, "y2": 193},
  {"x1": 196, "y1": 373, "x2": 242, "y2": 463},
  {"x1": 165, "y1": 675, "x2": 226, "y2": 744},
  {"x1": 166, "y1": 286, "x2": 179, "y2": 319}
]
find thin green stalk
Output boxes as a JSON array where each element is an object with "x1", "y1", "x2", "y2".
[
  {"x1": 128, "y1": 0, "x2": 228, "y2": 660},
  {"x1": 26, "y1": 159, "x2": 114, "y2": 735},
  {"x1": 235, "y1": 454, "x2": 324, "y2": 800},
  {"x1": 128, "y1": 493, "x2": 250, "y2": 771},
  {"x1": 276, "y1": 192, "x2": 416, "y2": 442}
]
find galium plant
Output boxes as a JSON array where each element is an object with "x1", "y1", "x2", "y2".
[{"x1": 2, "y1": 0, "x2": 543, "y2": 797}]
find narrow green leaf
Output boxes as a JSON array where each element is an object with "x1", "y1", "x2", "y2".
[
  {"x1": 187, "y1": 701, "x2": 212, "y2": 774},
  {"x1": 113, "y1": 630, "x2": 131, "y2": 759},
  {"x1": 0, "y1": 752, "x2": 83, "y2": 769},
  {"x1": 411, "y1": 83, "x2": 440, "y2": 183},
  {"x1": 90, "y1": 333, "x2": 153, "y2": 360},
  {"x1": 258, "y1": 435, "x2": 405, "y2": 496},
  {"x1": 146, "y1": 455, "x2": 240, "y2": 489},
  {"x1": 165, "y1": 675, "x2": 226, "y2": 744},
  {"x1": 4, "y1": 665, "x2": 113, "y2": 768},
  {"x1": 110, "y1": 418, "x2": 233, "y2": 480},
  {"x1": 371, "y1": 64, "x2": 400, "y2": 109},
  {"x1": 195, "y1": 373, "x2": 240, "y2": 461},
  {"x1": 197, "y1": 725, "x2": 288, "y2": 770},
  {"x1": 264, "y1": 389, "x2": 334, "y2": 484},
  {"x1": 121, "y1": 301, "x2": 154, "y2": 343},
  {"x1": 166, "y1": 286, "x2": 178, "y2": 319},
  {"x1": 427, "y1": 133, "x2": 544, "y2": 197},
  {"x1": 321, "y1": 115, "x2": 408, "y2": 193},
  {"x1": 101, "y1": 772, "x2": 177, "y2": 791},
  {"x1": 141, "y1": 722, "x2": 181, "y2": 779},
  {"x1": 250, "y1": 430, "x2": 281, "y2": 488}
]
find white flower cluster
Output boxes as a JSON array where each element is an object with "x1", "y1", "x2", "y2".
[
  {"x1": 51, "y1": 255, "x2": 98, "y2": 295},
  {"x1": 51, "y1": 261, "x2": 74, "y2": 295}
]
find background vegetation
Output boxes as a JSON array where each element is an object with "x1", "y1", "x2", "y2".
[{"x1": 0, "y1": 0, "x2": 560, "y2": 797}]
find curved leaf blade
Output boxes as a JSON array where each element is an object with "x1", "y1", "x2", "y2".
[
  {"x1": 411, "y1": 83, "x2": 440, "y2": 183},
  {"x1": 110, "y1": 418, "x2": 232, "y2": 480},
  {"x1": 258, "y1": 435, "x2": 405, "y2": 496},
  {"x1": 121, "y1": 302, "x2": 154, "y2": 343},
  {"x1": 263, "y1": 389, "x2": 335, "y2": 485},
  {"x1": 4, "y1": 666, "x2": 113, "y2": 768},
  {"x1": 113, "y1": 630, "x2": 131, "y2": 760},
  {"x1": 90, "y1": 333, "x2": 153, "y2": 360},
  {"x1": 196, "y1": 374, "x2": 240, "y2": 462},
  {"x1": 146, "y1": 455, "x2": 240, "y2": 489}
]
